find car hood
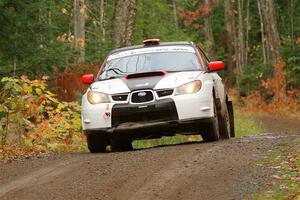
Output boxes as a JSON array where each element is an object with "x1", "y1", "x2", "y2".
[{"x1": 89, "y1": 71, "x2": 204, "y2": 94}]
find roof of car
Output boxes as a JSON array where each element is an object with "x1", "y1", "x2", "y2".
[{"x1": 109, "y1": 41, "x2": 196, "y2": 55}]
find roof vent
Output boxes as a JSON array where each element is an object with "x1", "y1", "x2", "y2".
[{"x1": 143, "y1": 38, "x2": 160, "y2": 46}]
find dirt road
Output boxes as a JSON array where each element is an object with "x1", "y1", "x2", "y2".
[{"x1": 0, "y1": 117, "x2": 299, "y2": 200}]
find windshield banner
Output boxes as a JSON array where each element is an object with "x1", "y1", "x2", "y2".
[{"x1": 107, "y1": 46, "x2": 196, "y2": 61}]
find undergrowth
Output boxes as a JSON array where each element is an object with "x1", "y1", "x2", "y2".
[{"x1": 0, "y1": 76, "x2": 87, "y2": 163}]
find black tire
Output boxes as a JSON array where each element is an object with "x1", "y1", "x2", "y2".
[
  {"x1": 219, "y1": 103, "x2": 231, "y2": 140},
  {"x1": 86, "y1": 133, "x2": 109, "y2": 153},
  {"x1": 110, "y1": 139, "x2": 133, "y2": 152},
  {"x1": 227, "y1": 101, "x2": 235, "y2": 137},
  {"x1": 201, "y1": 98, "x2": 220, "y2": 142}
]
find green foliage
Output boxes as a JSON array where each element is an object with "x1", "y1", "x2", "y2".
[
  {"x1": 236, "y1": 63, "x2": 272, "y2": 96},
  {"x1": 0, "y1": 0, "x2": 73, "y2": 77},
  {"x1": 84, "y1": 0, "x2": 115, "y2": 62},
  {"x1": 285, "y1": 55, "x2": 300, "y2": 89},
  {"x1": 135, "y1": 0, "x2": 194, "y2": 43},
  {"x1": 282, "y1": 42, "x2": 300, "y2": 90}
]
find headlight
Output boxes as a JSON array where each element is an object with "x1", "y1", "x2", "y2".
[
  {"x1": 175, "y1": 80, "x2": 202, "y2": 95},
  {"x1": 87, "y1": 91, "x2": 111, "y2": 104}
]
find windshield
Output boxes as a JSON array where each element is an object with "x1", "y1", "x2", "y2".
[{"x1": 98, "y1": 50, "x2": 202, "y2": 80}]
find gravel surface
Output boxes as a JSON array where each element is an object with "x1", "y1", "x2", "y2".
[{"x1": 0, "y1": 116, "x2": 299, "y2": 200}]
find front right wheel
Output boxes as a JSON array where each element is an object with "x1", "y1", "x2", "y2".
[
  {"x1": 201, "y1": 98, "x2": 220, "y2": 142},
  {"x1": 219, "y1": 103, "x2": 231, "y2": 139}
]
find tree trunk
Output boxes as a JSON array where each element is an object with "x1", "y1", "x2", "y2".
[
  {"x1": 113, "y1": 0, "x2": 137, "y2": 48},
  {"x1": 173, "y1": 0, "x2": 179, "y2": 30},
  {"x1": 74, "y1": 0, "x2": 86, "y2": 63},
  {"x1": 257, "y1": 0, "x2": 286, "y2": 101},
  {"x1": 257, "y1": 0, "x2": 267, "y2": 64},
  {"x1": 224, "y1": 0, "x2": 237, "y2": 72},
  {"x1": 100, "y1": 0, "x2": 106, "y2": 43},
  {"x1": 244, "y1": 0, "x2": 250, "y2": 67},
  {"x1": 289, "y1": 0, "x2": 295, "y2": 52},
  {"x1": 13, "y1": 56, "x2": 17, "y2": 77},
  {"x1": 237, "y1": 0, "x2": 246, "y2": 72},
  {"x1": 203, "y1": 0, "x2": 216, "y2": 60}
]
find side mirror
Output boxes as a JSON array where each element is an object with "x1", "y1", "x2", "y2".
[
  {"x1": 209, "y1": 61, "x2": 224, "y2": 72},
  {"x1": 81, "y1": 74, "x2": 94, "y2": 84}
]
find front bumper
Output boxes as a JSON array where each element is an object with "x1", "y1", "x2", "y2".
[
  {"x1": 82, "y1": 90, "x2": 214, "y2": 131},
  {"x1": 85, "y1": 117, "x2": 214, "y2": 140}
]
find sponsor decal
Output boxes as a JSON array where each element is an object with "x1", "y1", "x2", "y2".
[
  {"x1": 138, "y1": 105, "x2": 148, "y2": 109},
  {"x1": 103, "y1": 104, "x2": 111, "y2": 119}
]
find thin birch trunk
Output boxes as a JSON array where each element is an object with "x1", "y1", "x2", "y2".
[
  {"x1": 257, "y1": 0, "x2": 267, "y2": 64},
  {"x1": 224, "y1": 0, "x2": 237, "y2": 72},
  {"x1": 74, "y1": 0, "x2": 86, "y2": 63},
  {"x1": 290, "y1": 0, "x2": 295, "y2": 51},
  {"x1": 237, "y1": 0, "x2": 246, "y2": 72},
  {"x1": 173, "y1": 0, "x2": 178, "y2": 30},
  {"x1": 203, "y1": 0, "x2": 216, "y2": 60},
  {"x1": 100, "y1": 0, "x2": 106, "y2": 43},
  {"x1": 13, "y1": 56, "x2": 16, "y2": 77},
  {"x1": 245, "y1": 0, "x2": 250, "y2": 67}
]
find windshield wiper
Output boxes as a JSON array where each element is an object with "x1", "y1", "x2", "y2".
[
  {"x1": 166, "y1": 70, "x2": 180, "y2": 73},
  {"x1": 98, "y1": 76, "x2": 120, "y2": 81},
  {"x1": 97, "y1": 68, "x2": 126, "y2": 81},
  {"x1": 104, "y1": 67, "x2": 125, "y2": 75}
]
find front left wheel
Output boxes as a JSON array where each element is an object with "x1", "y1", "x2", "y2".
[
  {"x1": 86, "y1": 133, "x2": 109, "y2": 153},
  {"x1": 110, "y1": 138, "x2": 133, "y2": 152}
]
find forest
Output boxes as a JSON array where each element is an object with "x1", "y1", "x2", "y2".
[
  {"x1": 0, "y1": 0, "x2": 299, "y2": 93},
  {"x1": 0, "y1": 0, "x2": 299, "y2": 158}
]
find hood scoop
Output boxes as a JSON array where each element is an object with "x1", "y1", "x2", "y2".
[{"x1": 125, "y1": 71, "x2": 167, "y2": 79}]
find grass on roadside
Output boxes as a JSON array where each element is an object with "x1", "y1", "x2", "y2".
[
  {"x1": 133, "y1": 135, "x2": 201, "y2": 149},
  {"x1": 234, "y1": 110, "x2": 264, "y2": 138},
  {"x1": 253, "y1": 137, "x2": 300, "y2": 200}
]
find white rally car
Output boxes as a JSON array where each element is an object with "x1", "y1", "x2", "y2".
[{"x1": 81, "y1": 39, "x2": 234, "y2": 153}]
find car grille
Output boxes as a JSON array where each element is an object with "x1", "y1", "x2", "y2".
[
  {"x1": 111, "y1": 99, "x2": 178, "y2": 127},
  {"x1": 156, "y1": 89, "x2": 174, "y2": 97},
  {"x1": 112, "y1": 94, "x2": 128, "y2": 101},
  {"x1": 131, "y1": 90, "x2": 154, "y2": 103}
]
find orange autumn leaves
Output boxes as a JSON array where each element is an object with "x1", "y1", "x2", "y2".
[
  {"x1": 56, "y1": 33, "x2": 85, "y2": 49},
  {"x1": 178, "y1": 0, "x2": 219, "y2": 29}
]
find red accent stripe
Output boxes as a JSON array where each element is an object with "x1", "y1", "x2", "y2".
[
  {"x1": 195, "y1": 48, "x2": 205, "y2": 71},
  {"x1": 96, "y1": 61, "x2": 106, "y2": 79}
]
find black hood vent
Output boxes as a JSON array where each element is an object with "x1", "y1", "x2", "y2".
[{"x1": 125, "y1": 71, "x2": 166, "y2": 79}]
